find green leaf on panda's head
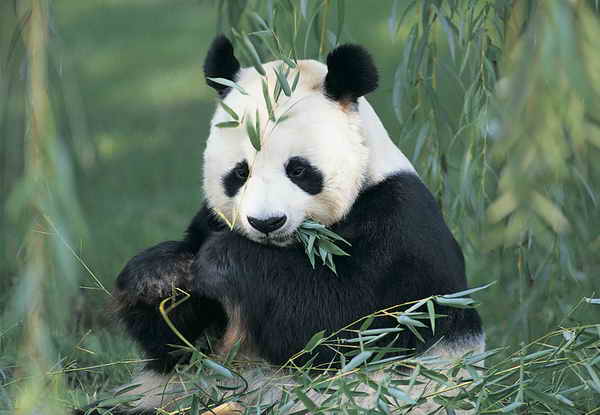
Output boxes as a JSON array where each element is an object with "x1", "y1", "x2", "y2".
[
  {"x1": 274, "y1": 77, "x2": 283, "y2": 102},
  {"x1": 291, "y1": 70, "x2": 301, "y2": 92},
  {"x1": 206, "y1": 77, "x2": 249, "y2": 96},
  {"x1": 281, "y1": 55, "x2": 297, "y2": 69},
  {"x1": 274, "y1": 65, "x2": 292, "y2": 96},
  {"x1": 255, "y1": 109, "x2": 261, "y2": 145},
  {"x1": 241, "y1": 33, "x2": 266, "y2": 76},
  {"x1": 215, "y1": 121, "x2": 240, "y2": 128},
  {"x1": 261, "y1": 78, "x2": 276, "y2": 121},
  {"x1": 220, "y1": 101, "x2": 240, "y2": 121},
  {"x1": 246, "y1": 115, "x2": 261, "y2": 151}
]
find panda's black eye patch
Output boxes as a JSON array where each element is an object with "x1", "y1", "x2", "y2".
[
  {"x1": 222, "y1": 160, "x2": 249, "y2": 197},
  {"x1": 285, "y1": 157, "x2": 323, "y2": 195},
  {"x1": 234, "y1": 165, "x2": 249, "y2": 180},
  {"x1": 289, "y1": 166, "x2": 306, "y2": 178}
]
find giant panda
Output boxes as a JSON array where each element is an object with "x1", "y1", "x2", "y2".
[{"x1": 75, "y1": 36, "x2": 484, "y2": 414}]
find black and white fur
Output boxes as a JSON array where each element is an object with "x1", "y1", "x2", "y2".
[{"x1": 75, "y1": 36, "x2": 483, "y2": 414}]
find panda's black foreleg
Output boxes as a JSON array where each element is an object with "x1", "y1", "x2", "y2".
[
  {"x1": 73, "y1": 241, "x2": 227, "y2": 415},
  {"x1": 72, "y1": 205, "x2": 228, "y2": 415},
  {"x1": 113, "y1": 203, "x2": 227, "y2": 371},
  {"x1": 114, "y1": 240, "x2": 227, "y2": 373}
]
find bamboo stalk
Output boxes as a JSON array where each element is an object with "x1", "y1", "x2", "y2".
[{"x1": 14, "y1": 0, "x2": 57, "y2": 414}]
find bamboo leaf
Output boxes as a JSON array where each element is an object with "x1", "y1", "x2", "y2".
[
  {"x1": 281, "y1": 55, "x2": 297, "y2": 68},
  {"x1": 419, "y1": 366, "x2": 450, "y2": 386},
  {"x1": 443, "y1": 282, "x2": 496, "y2": 298},
  {"x1": 291, "y1": 70, "x2": 301, "y2": 91},
  {"x1": 387, "y1": 387, "x2": 417, "y2": 405},
  {"x1": 303, "y1": 330, "x2": 325, "y2": 352},
  {"x1": 97, "y1": 395, "x2": 144, "y2": 407},
  {"x1": 435, "y1": 297, "x2": 478, "y2": 308},
  {"x1": 397, "y1": 315, "x2": 428, "y2": 328},
  {"x1": 114, "y1": 384, "x2": 143, "y2": 396},
  {"x1": 500, "y1": 401, "x2": 525, "y2": 412},
  {"x1": 190, "y1": 395, "x2": 199, "y2": 415},
  {"x1": 405, "y1": 324, "x2": 425, "y2": 342},
  {"x1": 255, "y1": 108, "x2": 261, "y2": 145},
  {"x1": 206, "y1": 77, "x2": 248, "y2": 95},
  {"x1": 241, "y1": 33, "x2": 266, "y2": 76},
  {"x1": 220, "y1": 101, "x2": 239, "y2": 121},
  {"x1": 440, "y1": 14, "x2": 458, "y2": 62},
  {"x1": 307, "y1": 233, "x2": 316, "y2": 254},
  {"x1": 318, "y1": 239, "x2": 350, "y2": 256},
  {"x1": 204, "y1": 359, "x2": 233, "y2": 378},
  {"x1": 360, "y1": 328, "x2": 405, "y2": 335},
  {"x1": 341, "y1": 351, "x2": 373, "y2": 372},
  {"x1": 274, "y1": 66, "x2": 292, "y2": 96},
  {"x1": 261, "y1": 78, "x2": 275, "y2": 121},
  {"x1": 246, "y1": 116, "x2": 261, "y2": 151},
  {"x1": 427, "y1": 300, "x2": 436, "y2": 334},
  {"x1": 293, "y1": 389, "x2": 318, "y2": 411},
  {"x1": 215, "y1": 121, "x2": 240, "y2": 128}
]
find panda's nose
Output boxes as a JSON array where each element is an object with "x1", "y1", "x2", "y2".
[{"x1": 247, "y1": 215, "x2": 287, "y2": 234}]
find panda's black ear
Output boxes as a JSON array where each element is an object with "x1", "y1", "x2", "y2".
[
  {"x1": 204, "y1": 35, "x2": 241, "y2": 98},
  {"x1": 324, "y1": 44, "x2": 378, "y2": 103}
]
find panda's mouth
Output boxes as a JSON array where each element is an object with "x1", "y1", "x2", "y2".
[{"x1": 258, "y1": 233, "x2": 295, "y2": 247}]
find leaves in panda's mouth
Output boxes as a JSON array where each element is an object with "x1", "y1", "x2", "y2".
[{"x1": 295, "y1": 220, "x2": 351, "y2": 275}]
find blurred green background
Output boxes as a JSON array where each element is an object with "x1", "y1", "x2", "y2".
[{"x1": 1, "y1": 0, "x2": 599, "y2": 412}]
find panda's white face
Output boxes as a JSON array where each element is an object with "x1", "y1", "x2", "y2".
[{"x1": 203, "y1": 60, "x2": 369, "y2": 245}]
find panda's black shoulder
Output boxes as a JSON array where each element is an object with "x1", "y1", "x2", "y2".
[
  {"x1": 337, "y1": 171, "x2": 466, "y2": 289},
  {"x1": 339, "y1": 171, "x2": 482, "y2": 345}
]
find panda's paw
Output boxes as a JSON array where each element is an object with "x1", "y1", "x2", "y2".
[{"x1": 115, "y1": 241, "x2": 195, "y2": 307}]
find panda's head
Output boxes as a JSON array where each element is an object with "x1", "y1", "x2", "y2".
[{"x1": 202, "y1": 36, "x2": 383, "y2": 246}]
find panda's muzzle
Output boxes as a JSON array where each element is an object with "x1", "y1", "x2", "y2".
[{"x1": 247, "y1": 215, "x2": 287, "y2": 234}]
